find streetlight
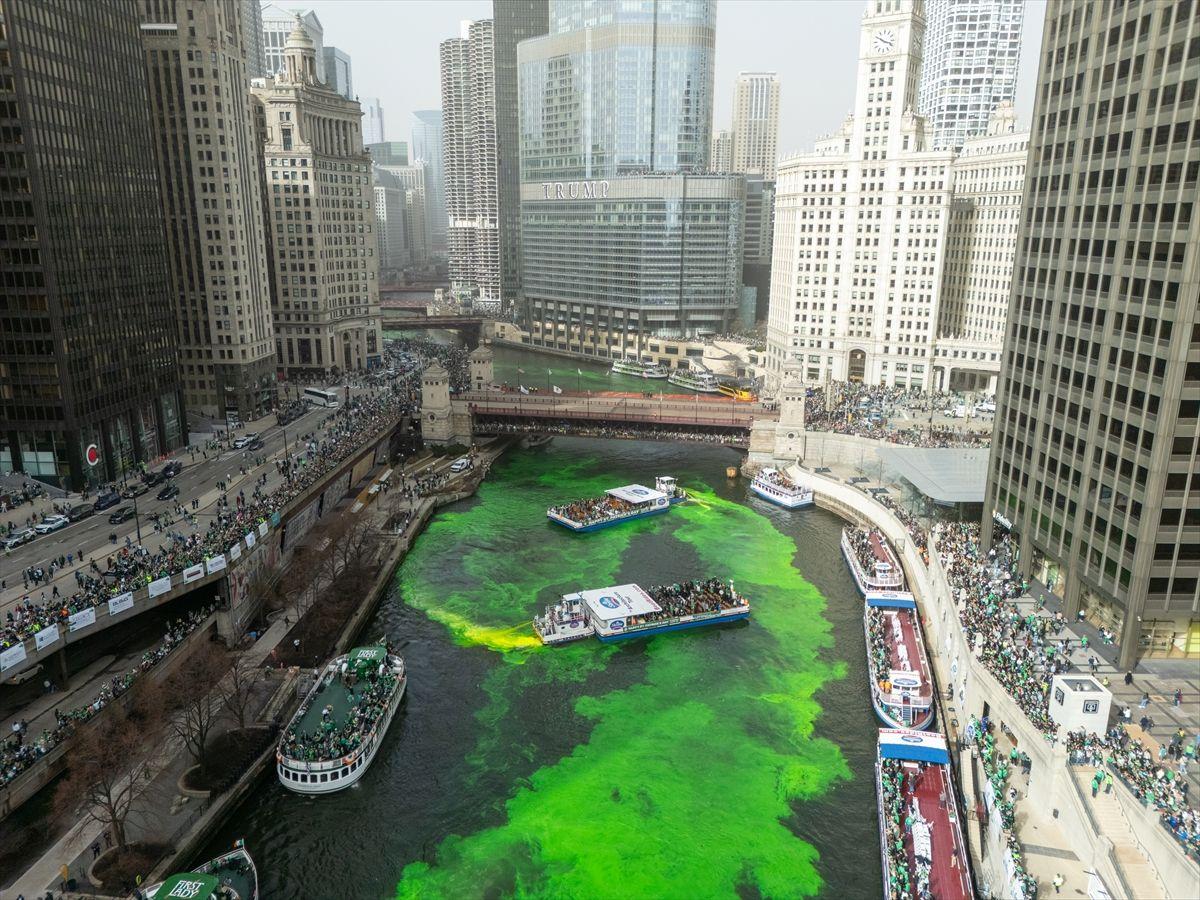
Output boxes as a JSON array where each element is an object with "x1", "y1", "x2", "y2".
[{"x1": 132, "y1": 493, "x2": 143, "y2": 544}]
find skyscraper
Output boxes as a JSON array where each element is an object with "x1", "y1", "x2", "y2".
[
  {"x1": 730, "y1": 72, "x2": 781, "y2": 179},
  {"x1": 373, "y1": 167, "x2": 409, "y2": 275},
  {"x1": 367, "y1": 141, "x2": 408, "y2": 167},
  {"x1": 140, "y1": 0, "x2": 278, "y2": 423},
  {"x1": 710, "y1": 129, "x2": 733, "y2": 173},
  {"x1": 362, "y1": 97, "x2": 385, "y2": 145},
  {"x1": 765, "y1": 0, "x2": 1025, "y2": 393},
  {"x1": 493, "y1": 0, "x2": 549, "y2": 307},
  {"x1": 242, "y1": 0, "x2": 266, "y2": 78},
  {"x1": 261, "y1": 4, "x2": 324, "y2": 82},
  {"x1": 918, "y1": 0, "x2": 1023, "y2": 152},
  {"x1": 0, "y1": 0, "x2": 184, "y2": 489},
  {"x1": 321, "y1": 45, "x2": 353, "y2": 100},
  {"x1": 983, "y1": 0, "x2": 1200, "y2": 667},
  {"x1": 412, "y1": 109, "x2": 447, "y2": 254},
  {"x1": 251, "y1": 21, "x2": 382, "y2": 376},
  {"x1": 518, "y1": 0, "x2": 745, "y2": 359},
  {"x1": 441, "y1": 19, "x2": 501, "y2": 310}
]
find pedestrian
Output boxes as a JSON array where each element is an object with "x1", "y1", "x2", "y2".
[
  {"x1": 1139, "y1": 691, "x2": 1150, "y2": 708},
  {"x1": 91, "y1": 841, "x2": 100, "y2": 859},
  {"x1": 60, "y1": 863, "x2": 70, "y2": 891},
  {"x1": 1124, "y1": 670, "x2": 1134, "y2": 686},
  {"x1": 1174, "y1": 688, "x2": 1183, "y2": 707},
  {"x1": 1052, "y1": 873, "x2": 1064, "y2": 894},
  {"x1": 1104, "y1": 771, "x2": 1113, "y2": 794}
]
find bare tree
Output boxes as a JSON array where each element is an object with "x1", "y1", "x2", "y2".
[
  {"x1": 164, "y1": 651, "x2": 229, "y2": 782},
  {"x1": 217, "y1": 654, "x2": 258, "y2": 731},
  {"x1": 54, "y1": 684, "x2": 166, "y2": 851}
]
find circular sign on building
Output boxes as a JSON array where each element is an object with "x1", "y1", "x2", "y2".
[{"x1": 85, "y1": 444, "x2": 101, "y2": 467}]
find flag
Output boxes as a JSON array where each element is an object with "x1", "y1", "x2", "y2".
[
  {"x1": 519, "y1": 385, "x2": 529, "y2": 395},
  {"x1": 577, "y1": 368, "x2": 582, "y2": 375},
  {"x1": 552, "y1": 385, "x2": 562, "y2": 395},
  {"x1": 517, "y1": 368, "x2": 525, "y2": 375},
  {"x1": 547, "y1": 369, "x2": 553, "y2": 375}
]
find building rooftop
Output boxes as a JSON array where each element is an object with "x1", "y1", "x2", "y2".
[{"x1": 876, "y1": 447, "x2": 989, "y2": 504}]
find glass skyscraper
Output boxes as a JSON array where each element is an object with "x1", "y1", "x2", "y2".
[{"x1": 517, "y1": 0, "x2": 743, "y2": 360}]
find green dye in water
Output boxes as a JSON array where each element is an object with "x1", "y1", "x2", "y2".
[{"x1": 395, "y1": 453, "x2": 850, "y2": 899}]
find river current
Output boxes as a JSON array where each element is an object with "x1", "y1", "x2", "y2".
[{"x1": 207, "y1": 430, "x2": 882, "y2": 898}]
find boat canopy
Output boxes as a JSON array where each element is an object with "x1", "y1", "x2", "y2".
[
  {"x1": 347, "y1": 645, "x2": 387, "y2": 675},
  {"x1": 606, "y1": 484, "x2": 666, "y2": 504},
  {"x1": 878, "y1": 728, "x2": 949, "y2": 764},
  {"x1": 866, "y1": 590, "x2": 917, "y2": 609},
  {"x1": 156, "y1": 872, "x2": 220, "y2": 899},
  {"x1": 579, "y1": 584, "x2": 661, "y2": 621}
]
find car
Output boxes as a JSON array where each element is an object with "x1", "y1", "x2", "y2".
[
  {"x1": 144, "y1": 470, "x2": 166, "y2": 487},
  {"x1": 232, "y1": 436, "x2": 249, "y2": 449},
  {"x1": 108, "y1": 506, "x2": 136, "y2": 524},
  {"x1": 34, "y1": 514, "x2": 70, "y2": 534},
  {"x1": 156, "y1": 483, "x2": 180, "y2": 501},
  {"x1": 67, "y1": 503, "x2": 94, "y2": 522},
  {"x1": 449, "y1": 457, "x2": 472, "y2": 473},
  {"x1": 977, "y1": 400, "x2": 996, "y2": 414},
  {"x1": 3, "y1": 528, "x2": 35, "y2": 549},
  {"x1": 162, "y1": 460, "x2": 183, "y2": 478},
  {"x1": 93, "y1": 491, "x2": 121, "y2": 512},
  {"x1": 247, "y1": 438, "x2": 265, "y2": 451},
  {"x1": 122, "y1": 481, "x2": 150, "y2": 499}
]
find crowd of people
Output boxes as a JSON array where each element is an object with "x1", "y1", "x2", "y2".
[
  {"x1": 548, "y1": 494, "x2": 637, "y2": 527},
  {"x1": 803, "y1": 381, "x2": 991, "y2": 448},
  {"x1": 475, "y1": 418, "x2": 747, "y2": 446},
  {"x1": 878, "y1": 756, "x2": 933, "y2": 900},
  {"x1": 844, "y1": 526, "x2": 903, "y2": 589},
  {"x1": 1, "y1": 380, "x2": 417, "y2": 655},
  {"x1": 1, "y1": 604, "x2": 217, "y2": 789},
  {"x1": 636, "y1": 578, "x2": 744, "y2": 625},
  {"x1": 967, "y1": 716, "x2": 1039, "y2": 898},
  {"x1": 1067, "y1": 727, "x2": 1199, "y2": 858},
  {"x1": 280, "y1": 654, "x2": 400, "y2": 764}
]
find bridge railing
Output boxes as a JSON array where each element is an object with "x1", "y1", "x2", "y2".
[{"x1": 461, "y1": 392, "x2": 773, "y2": 428}]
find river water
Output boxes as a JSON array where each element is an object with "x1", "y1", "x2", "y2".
[{"x1": 206, "y1": 430, "x2": 882, "y2": 899}]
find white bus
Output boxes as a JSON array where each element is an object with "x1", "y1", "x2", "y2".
[{"x1": 303, "y1": 387, "x2": 341, "y2": 408}]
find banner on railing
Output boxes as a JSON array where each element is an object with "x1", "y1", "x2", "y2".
[
  {"x1": 229, "y1": 543, "x2": 242, "y2": 561},
  {"x1": 245, "y1": 530, "x2": 256, "y2": 548},
  {"x1": 108, "y1": 592, "x2": 135, "y2": 616},
  {"x1": 148, "y1": 576, "x2": 172, "y2": 599},
  {"x1": 206, "y1": 554, "x2": 227, "y2": 575},
  {"x1": 69, "y1": 607, "x2": 97, "y2": 632},
  {"x1": 34, "y1": 625, "x2": 59, "y2": 652},
  {"x1": 0, "y1": 643, "x2": 27, "y2": 673},
  {"x1": 183, "y1": 563, "x2": 205, "y2": 584},
  {"x1": 258, "y1": 521, "x2": 269, "y2": 538}
]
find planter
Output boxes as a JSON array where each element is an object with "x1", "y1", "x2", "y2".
[{"x1": 178, "y1": 764, "x2": 210, "y2": 798}]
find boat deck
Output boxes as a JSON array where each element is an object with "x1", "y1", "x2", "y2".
[
  {"x1": 294, "y1": 674, "x2": 359, "y2": 736},
  {"x1": 869, "y1": 530, "x2": 897, "y2": 567},
  {"x1": 900, "y1": 762, "x2": 972, "y2": 900},
  {"x1": 206, "y1": 854, "x2": 257, "y2": 900},
  {"x1": 881, "y1": 609, "x2": 932, "y2": 701}
]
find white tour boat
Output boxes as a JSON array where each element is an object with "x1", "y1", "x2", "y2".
[
  {"x1": 547, "y1": 476, "x2": 687, "y2": 532},
  {"x1": 667, "y1": 368, "x2": 721, "y2": 393},
  {"x1": 750, "y1": 468, "x2": 814, "y2": 509},
  {"x1": 841, "y1": 526, "x2": 906, "y2": 595},
  {"x1": 610, "y1": 359, "x2": 669, "y2": 379}
]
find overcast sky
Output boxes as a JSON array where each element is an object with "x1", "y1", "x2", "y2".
[{"x1": 299, "y1": 0, "x2": 1046, "y2": 154}]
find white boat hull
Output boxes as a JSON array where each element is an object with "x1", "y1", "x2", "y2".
[{"x1": 750, "y1": 479, "x2": 814, "y2": 509}]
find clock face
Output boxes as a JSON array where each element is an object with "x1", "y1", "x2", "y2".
[{"x1": 873, "y1": 29, "x2": 896, "y2": 54}]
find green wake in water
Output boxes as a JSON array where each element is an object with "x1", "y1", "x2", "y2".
[{"x1": 395, "y1": 454, "x2": 849, "y2": 899}]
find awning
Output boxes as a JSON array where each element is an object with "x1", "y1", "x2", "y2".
[
  {"x1": 606, "y1": 484, "x2": 666, "y2": 504},
  {"x1": 877, "y1": 447, "x2": 990, "y2": 504},
  {"x1": 580, "y1": 584, "x2": 660, "y2": 621},
  {"x1": 878, "y1": 728, "x2": 950, "y2": 764}
]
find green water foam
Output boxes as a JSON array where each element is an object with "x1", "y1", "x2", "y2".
[{"x1": 395, "y1": 458, "x2": 849, "y2": 899}]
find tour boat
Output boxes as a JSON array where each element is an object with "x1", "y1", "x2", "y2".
[
  {"x1": 535, "y1": 580, "x2": 750, "y2": 645},
  {"x1": 276, "y1": 643, "x2": 406, "y2": 794},
  {"x1": 750, "y1": 467, "x2": 814, "y2": 509},
  {"x1": 875, "y1": 729, "x2": 974, "y2": 900},
  {"x1": 667, "y1": 368, "x2": 721, "y2": 393},
  {"x1": 143, "y1": 842, "x2": 258, "y2": 899},
  {"x1": 864, "y1": 591, "x2": 934, "y2": 730},
  {"x1": 546, "y1": 476, "x2": 687, "y2": 532},
  {"x1": 841, "y1": 527, "x2": 906, "y2": 595},
  {"x1": 610, "y1": 358, "x2": 669, "y2": 379},
  {"x1": 717, "y1": 383, "x2": 756, "y2": 401}
]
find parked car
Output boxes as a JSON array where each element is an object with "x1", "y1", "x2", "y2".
[
  {"x1": 449, "y1": 457, "x2": 472, "y2": 473},
  {"x1": 3, "y1": 528, "x2": 35, "y2": 549},
  {"x1": 144, "y1": 470, "x2": 166, "y2": 487},
  {"x1": 156, "y1": 483, "x2": 180, "y2": 501},
  {"x1": 108, "y1": 506, "x2": 136, "y2": 524},
  {"x1": 122, "y1": 481, "x2": 150, "y2": 499},
  {"x1": 67, "y1": 503, "x2": 95, "y2": 522},
  {"x1": 93, "y1": 491, "x2": 121, "y2": 512},
  {"x1": 163, "y1": 460, "x2": 183, "y2": 478},
  {"x1": 977, "y1": 400, "x2": 996, "y2": 414},
  {"x1": 233, "y1": 432, "x2": 259, "y2": 450},
  {"x1": 247, "y1": 438, "x2": 264, "y2": 451},
  {"x1": 34, "y1": 514, "x2": 70, "y2": 534}
]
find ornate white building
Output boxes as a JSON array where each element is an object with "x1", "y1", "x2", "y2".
[{"x1": 766, "y1": 0, "x2": 1026, "y2": 394}]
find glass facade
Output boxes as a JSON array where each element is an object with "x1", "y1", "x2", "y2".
[{"x1": 0, "y1": 0, "x2": 184, "y2": 489}]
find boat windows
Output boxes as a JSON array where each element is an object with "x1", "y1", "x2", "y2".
[
  {"x1": 320, "y1": 773, "x2": 329, "y2": 783},
  {"x1": 341, "y1": 767, "x2": 350, "y2": 777}
]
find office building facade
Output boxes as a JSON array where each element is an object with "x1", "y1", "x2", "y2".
[
  {"x1": 731, "y1": 72, "x2": 781, "y2": 179},
  {"x1": 518, "y1": 0, "x2": 743, "y2": 360},
  {"x1": 441, "y1": 19, "x2": 501, "y2": 310},
  {"x1": 710, "y1": 128, "x2": 733, "y2": 172},
  {"x1": 494, "y1": 0, "x2": 549, "y2": 307},
  {"x1": 918, "y1": 0, "x2": 1023, "y2": 151},
  {"x1": 140, "y1": 0, "x2": 278, "y2": 423},
  {"x1": 983, "y1": 0, "x2": 1200, "y2": 666},
  {"x1": 0, "y1": 0, "x2": 184, "y2": 489},
  {"x1": 362, "y1": 97, "x2": 385, "y2": 145},
  {"x1": 241, "y1": 0, "x2": 265, "y2": 78},
  {"x1": 261, "y1": 4, "x2": 323, "y2": 81},
  {"x1": 321, "y1": 45, "x2": 353, "y2": 100},
  {"x1": 375, "y1": 162, "x2": 430, "y2": 267},
  {"x1": 412, "y1": 109, "x2": 447, "y2": 254},
  {"x1": 251, "y1": 22, "x2": 382, "y2": 376},
  {"x1": 367, "y1": 141, "x2": 408, "y2": 166},
  {"x1": 373, "y1": 167, "x2": 408, "y2": 275}
]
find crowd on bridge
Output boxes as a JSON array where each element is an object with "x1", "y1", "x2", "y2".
[
  {"x1": 475, "y1": 418, "x2": 747, "y2": 446},
  {"x1": 1, "y1": 380, "x2": 417, "y2": 654},
  {"x1": 803, "y1": 381, "x2": 991, "y2": 448},
  {"x1": 1067, "y1": 727, "x2": 1200, "y2": 858},
  {"x1": 2, "y1": 604, "x2": 217, "y2": 790}
]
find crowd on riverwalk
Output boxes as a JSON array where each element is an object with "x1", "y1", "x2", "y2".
[
  {"x1": 803, "y1": 381, "x2": 991, "y2": 448},
  {"x1": 1067, "y1": 727, "x2": 1200, "y2": 858},
  {"x1": 968, "y1": 716, "x2": 1039, "y2": 898},
  {"x1": 280, "y1": 666, "x2": 399, "y2": 763},
  {"x1": 1, "y1": 381, "x2": 417, "y2": 653},
  {"x1": 878, "y1": 756, "x2": 931, "y2": 900},
  {"x1": 1, "y1": 604, "x2": 217, "y2": 789}
]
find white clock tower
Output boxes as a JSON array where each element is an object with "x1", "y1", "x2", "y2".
[{"x1": 851, "y1": 0, "x2": 927, "y2": 159}]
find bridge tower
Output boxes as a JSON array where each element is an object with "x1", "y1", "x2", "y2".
[
  {"x1": 773, "y1": 365, "x2": 807, "y2": 462},
  {"x1": 469, "y1": 345, "x2": 495, "y2": 392},
  {"x1": 421, "y1": 361, "x2": 454, "y2": 444}
]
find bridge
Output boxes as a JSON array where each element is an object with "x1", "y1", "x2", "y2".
[{"x1": 380, "y1": 301, "x2": 490, "y2": 347}]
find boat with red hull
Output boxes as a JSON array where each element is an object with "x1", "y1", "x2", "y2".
[
  {"x1": 842, "y1": 527, "x2": 906, "y2": 595},
  {"x1": 876, "y1": 728, "x2": 974, "y2": 900},
  {"x1": 865, "y1": 591, "x2": 935, "y2": 730}
]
